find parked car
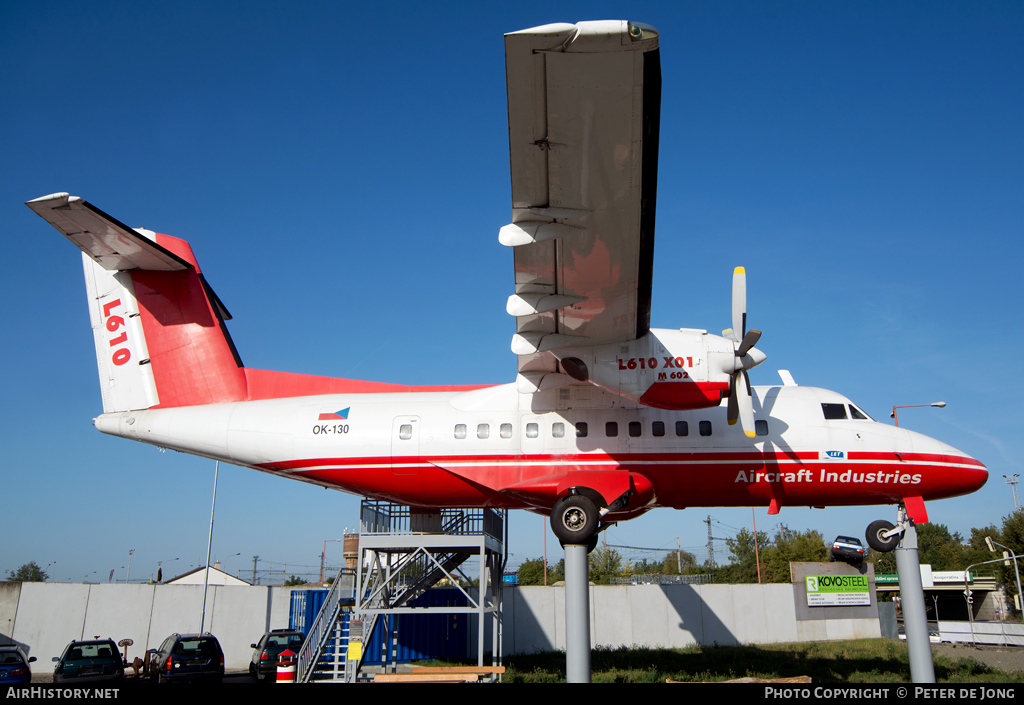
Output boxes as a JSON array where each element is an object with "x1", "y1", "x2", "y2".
[
  {"x1": 830, "y1": 535, "x2": 866, "y2": 565},
  {"x1": 52, "y1": 639, "x2": 124, "y2": 684},
  {"x1": 147, "y1": 633, "x2": 224, "y2": 683},
  {"x1": 249, "y1": 629, "x2": 305, "y2": 681},
  {"x1": 0, "y1": 645, "x2": 36, "y2": 685},
  {"x1": 898, "y1": 625, "x2": 942, "y2": 643}
]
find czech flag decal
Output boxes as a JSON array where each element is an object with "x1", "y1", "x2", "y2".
[{"x1": 318, "y1": 407, "x2": 350, "y2": 421}]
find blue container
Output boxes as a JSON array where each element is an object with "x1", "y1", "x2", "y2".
[
  {"x1": 364, "y1": 588, "x2": 469, "y2": 664},
  {"x1": 290, "y1": 588, "x2": 470, "y2": 665},
  {"x1": 289, "y1": 589, "x2": 329, "y2": 635}
]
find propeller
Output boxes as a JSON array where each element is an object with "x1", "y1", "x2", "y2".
[{"x1": 723, "y1": 267, "x2": 766, "y2": 438}]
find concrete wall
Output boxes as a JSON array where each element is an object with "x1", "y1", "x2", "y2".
[
  {"x1": 502, "y1": 582, "x2": 880, "y2": 654},
  {"x1": 0, "y1": 582, "x2": 292, "y2": 671},
  {"x1": 3, "y1": 578, "x2": 884, "y2": 669}
]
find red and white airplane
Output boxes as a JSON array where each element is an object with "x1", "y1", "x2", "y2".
[{"x1": 29, "y1": 21, "x2": 986, "y2": 550}]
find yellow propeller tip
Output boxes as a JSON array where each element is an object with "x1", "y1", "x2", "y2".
[
  {"x1": 728, "y1": 419, "x2": 738, "y2": 426},
  {"x1": 745, "y1": 431, "x2": 756, "y2": 438},
  {"x1": 734, "y1": 266, "x2": 745, "y2": 274}
]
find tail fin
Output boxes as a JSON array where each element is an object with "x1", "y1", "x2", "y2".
[{"x1": 28, "y1": 193, "x2": 247, "y2": 411}]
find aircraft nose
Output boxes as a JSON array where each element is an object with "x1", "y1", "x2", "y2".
[{"x1": 962, "y1": 456, "x2": 989, "y2": 493}]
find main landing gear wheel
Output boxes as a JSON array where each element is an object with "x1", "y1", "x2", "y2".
[
  {"x1": 551, "y1": 494, "x2": 599, "y2": 546},
  {"x1": 866, "y1": 519, "x2": 900, "y2": 552}
]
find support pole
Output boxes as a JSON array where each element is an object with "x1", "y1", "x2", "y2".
[
  {"x1": 564, "y1": 543, "x2": 590, "y2": 683},
  {"x1": 200, "y1": 461, "x2": 219, "y2": 634},
  {"x1": 894, "y1": 513, "x2": 935, "y2": 683}
]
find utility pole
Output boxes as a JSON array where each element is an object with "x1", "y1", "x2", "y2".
[
  {"x1": 126, "y1": 549, "x2": 135, "y2": 583},
  {"x1": 252, "y1": 556, "x2": 259, "y2": 585},
  {"x1": 705, "y1": 517, "x2": 716, "y2": 568}
]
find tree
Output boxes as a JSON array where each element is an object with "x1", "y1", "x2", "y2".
[
  {"x1": 588, "y1": 544, "x2": 623, "y2": 584},
  {"x1": 516, "y1": 558, "x2": 563, "y2": 585},
  {"x1": 721, "y1": 528, "x2": 769, "y2": 583},
  {"x1": 6, "y1": 561, "x2": 48, "y2": 582},
  {"x1": 516, "y1": 558, "x2": 548, "y2": 586},
  {"x1": 283, "y1": 575, "x2": 306, "y2": 586},
  {"x1": 761, "y1": 525, "x2": 829, "y2": 582},
  {"x1": 915, "y1": 523, "x2": 966, "y2": 571}
]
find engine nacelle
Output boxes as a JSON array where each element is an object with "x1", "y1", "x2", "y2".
[{"x1": 553, "y1": 328, "x2": 753, "y2": 410}]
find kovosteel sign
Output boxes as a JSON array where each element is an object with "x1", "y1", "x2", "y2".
[{"x1": 805, "y1": 574, "x2": 871, "y2": 606}]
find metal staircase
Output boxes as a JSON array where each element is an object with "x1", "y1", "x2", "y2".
[
  {"x1": 297, "y1": 500, "x2": 506, "y2": 682},
  {"x1": 295, "y1": 566, "x2": 354, "y2": 683}
]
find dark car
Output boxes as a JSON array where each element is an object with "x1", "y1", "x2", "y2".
[
  {"x1": 52, "y1": 639, "x2": 124, "y2": 684},
  {"x1": 249, "y1": 629, "x2": 305, "y2": 682},
  {"x1": 0, "y1": 645, "x2": 36, "y2": 685},
  {"x1": 147, "y1": 633, "x2": 224, "y2": 683},
  {"x1": 830, "y1": 535, "x2": 866, "y2": 565}
]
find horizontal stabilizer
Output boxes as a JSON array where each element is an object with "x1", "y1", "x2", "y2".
[{"x1": 26, "y1": 193, "x2": 189, "y2": 272}]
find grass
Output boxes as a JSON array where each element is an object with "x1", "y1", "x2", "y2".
[{"x1": 422, "y1": 640, "x2": 1024, "y2": 683}]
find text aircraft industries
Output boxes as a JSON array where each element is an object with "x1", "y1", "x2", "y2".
[{"x1": 29, "y1": 21, "x2": 986, "y2": 551}]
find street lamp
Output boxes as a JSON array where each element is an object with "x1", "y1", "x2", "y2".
[
  {"x1": 1004, "y1": 475, "x2": 1020, "y2": 511},
  {"x1": 891, "y1": 402, "x2": 946, "y2": 427},
  {"x1": 986, "y1": 537, "x2": 1023, "y2": 618},
  {"x1": 156, "y1": 558, "x2": 179, "y2": 583}
]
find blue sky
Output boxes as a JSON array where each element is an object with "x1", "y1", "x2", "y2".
[{"x1": 2, "y1": 1, "x2": 1021, "y2": 583}]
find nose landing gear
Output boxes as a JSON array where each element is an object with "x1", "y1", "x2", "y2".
[{"x1": 865, "y1": 519, "x2": 901, "y2": 552}]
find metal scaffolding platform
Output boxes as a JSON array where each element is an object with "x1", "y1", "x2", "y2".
[{"x1": 296, "y1": 500, "x2": 507, "y2": 683}]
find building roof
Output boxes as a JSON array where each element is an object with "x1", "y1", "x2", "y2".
[{"x1": 164, "y1": 565, "x2": 251, "y2": 586}]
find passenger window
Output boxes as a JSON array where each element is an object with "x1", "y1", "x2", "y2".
[
  {"x1": 629, "y1": 421, "x2": 642, "y2": 437},
  {"x1": 552, "y1": 422, "x2": 565, "y2": 438},
  {"x1": 606, "y1": 422, "x2": 618, "y2": 437},
  {"x1": 477, "y1": 424, "x2": 489, "y2": 439},
  {"x1": 675, "y1": 421, "x2": 688, "y2": 437},
  {"x1": 822, "y1": 403, "x2": 848, "y2": 420},
  {"x1": 399, "y1": 424, "x2": 412, "y2": 440},
  {"x1": 526, "y1": 423, "x2": 539, "y2": 438},
  {"x1": 755, "y1": 420, "x2": 768, "y2": 436},
  {"x1": 699, "y1": 420, "x2": 712, "y2": 437},
  {"x1": 500, "y1": 423, "x2": 512, "y2": 439},
  {"x1": 455, "y1": 424, "x2": 467, "y2": 439},
  {"x1": 652, "y1": 421, "x2": 665, "y2": 437},
  {"x1": 575, "y1": 422, "x2": 588, "y2": 438}
]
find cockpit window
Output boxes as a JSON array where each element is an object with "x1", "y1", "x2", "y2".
[
  {"x1": 849, "y1": 405, "x2": 872, "y2": 420},
  {"x1": 822, "y1": 403, "x2": 848, "y2": 420}
]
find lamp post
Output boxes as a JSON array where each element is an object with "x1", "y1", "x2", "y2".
[
  {"x1": 1004, "y1": 475, "x2": 1020, "y2": 511},
  {"x1": 986, "y1": 537, "x2": 1023, "y2": 618},
  {"x1": 891, "y1": 402, "x2": 946, "y2": 427},
  {"x1": 155, "y1": 557, "x2": 178, "y2": 582},
  {"x1": 201, "y1": 461, "x2": 220, "y2": 634}
]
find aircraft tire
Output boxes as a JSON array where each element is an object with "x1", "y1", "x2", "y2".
[
  {"x1": 551, "y1": 494, "x2": 599, "y2": 546},
  {"x1": 865, "y1": 520, "x2": 900, "y2": 552}
]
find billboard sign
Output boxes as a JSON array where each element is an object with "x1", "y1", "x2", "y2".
[{"x1": 805, "y1": 574, "x2": 871, "y2": 606}]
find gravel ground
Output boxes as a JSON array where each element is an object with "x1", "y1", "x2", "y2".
[{"x1": 932, "y1": 643, "x2": 1024, "y2": 673}]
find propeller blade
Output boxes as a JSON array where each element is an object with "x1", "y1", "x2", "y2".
[
  {"x1": 737, "y1": 369, "x2": 755, "y2": 438},
  {"x1": 732, "y1": 266, "x2": 747, "y2": 339},
  {"x1": 727, "y1": 373, "x2": 739, "y2": 425},
  {"x1": 737, "y1": 329, "x2": 762, "y2": 358}
]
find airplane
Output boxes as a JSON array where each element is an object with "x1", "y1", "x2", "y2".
[{"x1": 27, "y1": 20, "x2": 986, "y2": 553}]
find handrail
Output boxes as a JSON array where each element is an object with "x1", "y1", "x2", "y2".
[{"x1": 296, "y1": 565, "x2": 350, "y2": 683}]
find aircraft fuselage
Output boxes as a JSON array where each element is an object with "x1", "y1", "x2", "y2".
[{"x1": 93, "y1": 381, "x2": 987, "y2": 519}]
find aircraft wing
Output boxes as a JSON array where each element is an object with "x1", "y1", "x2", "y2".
[{"x1": 503, "y1": 21, "x2": 661, "y2": 378}]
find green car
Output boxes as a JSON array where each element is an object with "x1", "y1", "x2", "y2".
[{"x1": 53, "y1": 640, "x2": 124, "y2": 683}]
